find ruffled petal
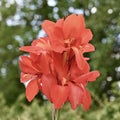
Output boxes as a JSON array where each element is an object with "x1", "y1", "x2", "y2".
[
  {"x1": 80, "y1": 29, "x2": 93, "y2": 44},
  {"x1": 20, "y1": 72, "x2": 37, "y2": 83},
  {"x1": 74, "y1": 71, "x2": 100, "y2": 83},
  {"x1": 68, "y1": 82, "x2": 83, "y2": 109},
  {"x1": 38, "y1": 53, "x2": 50, "y2": 75},
  {"x1": 42, "y1": 20, "x2": 65, "y2": 53},
  {"x1": 63, "y1": 14, "x2": 85, "y2": 39},
  {"x1": 32, "y1": 38, "x2": 51, "y2": 51},
  {"x1": 41, "y1": 74, "x2": 57, "y2": 101},
  {"x1": 19, "y1": 56, "x2": 39, "y2": 74},
  {"x1": 70, "y1": 60, "x2": 83, "y2": 80},
  {"x1": 52, "y1": 52, "x2": 68, "y2": 79},
  {"x1": 80, "y1": 43, "x2": 95, "y2": 53},
  {"x1": 51, "y1": 27, "x2": 65, "y2": 53},
  {"x1": 55, "y1": 18, "x2": 64, "y2": 28},
  {"x1": 42, "y1": 20, "x2": 55, "y2": 36},
  {"x1": 81, "y1": 87, "x2": 92, "y2": 110},
  {"x1": 20, "y1": 38, "x2": 51, "y2": 55},
  {"x1": 26, "y1": 79, "x2": 39, "y2": 102},
  {"x1": 72, "y1": 47, "x2": 90, "y2": 71},
  {"x1": 51, "y1": 85, "x2": 69, "y2": 109},
  {"x1": 20, "y1": 46, "x2": 46, "y2": 55},
  {"x1": 82, "y1": 43, "x2": 95, "y2": 53}
]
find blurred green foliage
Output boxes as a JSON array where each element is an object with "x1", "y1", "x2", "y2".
[{"x1": 0, "y1": 0, "x2": 120, "y2": 119}]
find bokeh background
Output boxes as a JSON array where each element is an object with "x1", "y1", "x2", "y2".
[{"x1": 0, "y1": 0, "x2": 120, "y2": 120}]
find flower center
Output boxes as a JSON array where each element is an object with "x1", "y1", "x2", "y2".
[{"x1": 64, "y1": 38, "x2": 75, "y2": 48}]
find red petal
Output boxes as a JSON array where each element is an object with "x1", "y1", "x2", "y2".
[
  {"x1": 82, "y1": 43, "x2": 95, "y2": 53},
  {"x1": 51, "y1": 85, "x2": 69, "y2": 109},
  {"x1": 68, "y1": 82, "x2": 83, "y2": 109},
  {"x1": 20, "y1": 56, "x2": 39, "y2": 74},
  {"x1": 56, "y1": 19, "x2": 64, "y2": 28},
  {"x1": 42, "y1": 20, "x2": 55, "y2": 36},
  {"x1": 51, "y1": 27, "x2": 65, "y2": 53},
  {"x1": 29, "y1": 53, "x2": 40, "y2": 62},
  {"x1": 72, "y1": 47, "x2": 90, "y2": 71},
  {"x1": 19, "y1": 57, "x2": 38, "y2": 74},
  {"x1": 41, "y1": 74, "x2": 57, "y2": 101},
  {"x1": 26, "y1": 79, "x2": 39, "y2": 102},
  {"x1": 52, "y1": 52, "x2": 68, "y2": 79},
  {"x1": 74, "y1": 71, "x2": 100, "y2": 83},
  {"x1": 63, "y1": 14, "x2": 85, "y2": 39},
  {"x1": 20, "y1": 38, "x2": 51, "y2": 55},
  {"x1": 80, "y1": 29, "x2": 93, "y2": 44},
  {"x1": 39, "y1": 53, "x2": 50, "y2": 74},
  {"x1": 20, "y1": 56, "x2": 32, "y2": 66},
  {"x1": 70, "y1": 60, "x2": 83, "y2": 80},
  {"x1": 20, "y1": 72, "x2": 37, "y2": 83},
  {"x1": 42, "y1": 20, "x2": 65, "y2": 53},
  {"x1": 20, "y1": 46, "x2": 45, "y2": 55},
  {"x1": 32, "y1": 38, "x2": 51, "y2": 51},
  {"x1": 82, "y1": 87, "x2": 92, "y2": 110}
]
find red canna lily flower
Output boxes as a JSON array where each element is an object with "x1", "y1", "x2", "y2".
[
  {"x1": 42, "y1": 14, "x2": 95, "y2": 70},
  {"x1": 19, "y1": 14, "x2": 100, "y2": 111},
  {"x1": 19, "y1": 52, "x2": 51, "y2": 102},
  {"x1": 41, "y1": 52, "x2": 100, "y2": 110}
]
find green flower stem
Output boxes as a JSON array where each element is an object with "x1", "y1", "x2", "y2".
[
  {"x1": 57, "y1": 109, "x2": 61, "y2": 120},
  {"x1": 52, "y1": 105, "x2": 61, "y2": 120}
]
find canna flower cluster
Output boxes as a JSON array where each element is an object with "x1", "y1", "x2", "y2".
[{"x1": 19, "y1": 14, "x2": 100, "y2": 110}]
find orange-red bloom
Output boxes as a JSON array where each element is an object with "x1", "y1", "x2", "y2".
[
  {"x1": 42, "y1": 14, "x2": 94, "y2": 71},
  {"x1": 19, "y1": 14, "x2": 100, "y2": 110},
  {"x1": 41, "y1": 52, "x2": 100, "y2": 110},
  {"x1": 19, "y1": 52, "x2": 50, "y2": 101}
]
